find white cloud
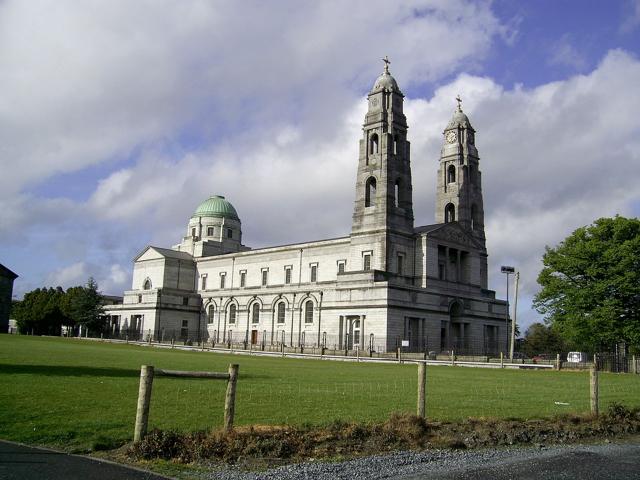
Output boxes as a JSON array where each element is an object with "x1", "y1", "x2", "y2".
[
  {"x1": 0, "y1": 0, "x2": 505, "y2": 200},
  {"x1": 548, "y1": 34, "x2": 588, "y2": 71},
  {"x1": 45, "y1": 262, "x2": 88, "y2": 288},
  {"x1": 621, "y1": 0, "x2": 640, "y2": 33}
]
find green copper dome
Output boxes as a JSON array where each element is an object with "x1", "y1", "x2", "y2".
[{"x1": 192, "y1": 195, "x2": 239, "y2": 221}]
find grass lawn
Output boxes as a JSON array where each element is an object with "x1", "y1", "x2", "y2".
[{"x1": 1, "y1": 335, "x2": 639, "y2": 452}]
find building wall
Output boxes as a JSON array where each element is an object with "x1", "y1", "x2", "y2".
[{"x1": 0, "y1": 275, "x2": 15, "y2": 333}]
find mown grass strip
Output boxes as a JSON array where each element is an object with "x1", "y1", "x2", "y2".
[{"x1": 1, "y1": 336, "x2": 639, "y2": 452}]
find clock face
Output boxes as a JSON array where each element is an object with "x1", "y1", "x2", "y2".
[
  {"x1": 371, "y1": 97, "x2": 379, "y2": 107},
  {"x1": 446, "y1": 131, "x2": 457, "y2": 144}
]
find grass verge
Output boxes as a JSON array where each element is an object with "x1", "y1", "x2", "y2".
[{"x1": 127, "y1": 404, "x2": 640, "y2": 466}]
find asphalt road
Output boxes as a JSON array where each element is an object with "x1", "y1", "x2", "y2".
[
  {"x1": 400, "y1": 442, "x2": 640, "y2": 480},
  {"x1": 0, "y1": 440, "x2": 170, "y2": 480}
]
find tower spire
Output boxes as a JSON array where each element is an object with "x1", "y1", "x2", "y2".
[
  {"x1": 382, "y1": 55, "x2": 391, "y2": 74},
  {"x1": 350, "y1": 60, "x2": 413, "y2": 273},
  {"x1": 436, "y1": 99, "x2": 486, "y2": 248}
]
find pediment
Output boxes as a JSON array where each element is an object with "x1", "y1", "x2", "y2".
[
  {"x1": 421, "y1": 223, "x2": 484, "y2": 251},
  {"x1": 133, "y1": 246, "x2": 193, "y2": 262},
  {"x1": 134, "y1": 246, "x2": 165, "y2": 262}
]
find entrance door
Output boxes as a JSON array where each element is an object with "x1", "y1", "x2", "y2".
[{"x1": 251, "y1": 329, "x2": 258, "y2": 344}]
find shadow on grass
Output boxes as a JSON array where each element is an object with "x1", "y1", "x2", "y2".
[
  {"x1": 0, "y1": 364, "x2": 265, "y2": 380},
  {"x1": 0, "y1": 364, "x2": 140, "y2": 378}
]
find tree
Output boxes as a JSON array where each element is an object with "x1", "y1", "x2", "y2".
[
  {"x1": 12, "y1": 287, "x2": 70, "y2": 335},
  {"x1": 70, "y1": 277, "x2": 105, "y2": 334},
  {"x1": 521, "y1": 323, "x2": 567, "y2": 357},
  {"x1": 533, "y1": 216, "x2": 640, "y2": 351}
]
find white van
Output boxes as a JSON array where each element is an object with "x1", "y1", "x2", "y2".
[{"x1": 567, "y1": 352, "x2": 588, "y2": 363}]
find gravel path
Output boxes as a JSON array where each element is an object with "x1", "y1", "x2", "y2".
[{"x1": 196, "y1": 440, "x2": 640, "y2": 480}]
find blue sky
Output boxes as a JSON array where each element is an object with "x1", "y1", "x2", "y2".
[{"x1": 1, "y1": 0, "x2": 640, "y2": 332}]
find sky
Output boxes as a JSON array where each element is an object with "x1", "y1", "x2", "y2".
[{"x1": 1, "y1": 0, "x2": 640, "y2": 333}]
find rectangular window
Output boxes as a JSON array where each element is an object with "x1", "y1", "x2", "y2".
[
  {"x1": 310, "y1": 264, "x2": 318, "y2": 282},
  {"x1": 201, "y1": 275, "x2": 207, "y2": 290},
  {"x1": 191, "y1": 228, "x2": 196, "y2": 238},
  {"x1": 181, "y1": 320, "x2": 188, "y2": 339},
  {"x1": 363, "y1": 253, "x2": 371, "y2": 271},
  {"x1": 220, "y1": 273, "x2": 226, "y2": 289},
  {"x1": 240, "y1": 271, "x2": 246, "y2": 287},
  {"x1": 438, "y1": 262, "x2": 445, "y2": 280},
  {"x1": 227, "y1": 228, "x2": 233, "y2": 239},
  {"x1": 207, "y1": 226, "x2": 214, "y2": 236},
  {"x1": 397, "y1": 254, "x2": 404, "y2": 276},
  {"x1": 285, "y1": 266, "x2": 292, "y2": 284},
  {"x1": 183, "y1": 297, "x2": 189, "y2": 306},
  {"x1": 138, "y1": 294, "x2": 142, "y2": 303},
  {"x1": 338, "y1": 261, "x2": 345, "y2": 274},
  {"x1": 277, "y1": 302, "x2": 285, "y2": 323},
  {"x1": 261, "y1": 269, "x2": 268, "y2": 286}
]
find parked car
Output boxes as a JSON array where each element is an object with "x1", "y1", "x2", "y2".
[{"x1": 567, "y1": 351, "x2": 588, "y2": 363}]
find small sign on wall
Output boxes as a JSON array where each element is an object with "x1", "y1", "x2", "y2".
[{"x1": 401, "y1": 340, "x2": 410, "y2": 347}]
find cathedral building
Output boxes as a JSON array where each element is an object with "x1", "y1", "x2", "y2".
[{"x1": 104, "y1": 61, "x2": 508, "y2": 354}]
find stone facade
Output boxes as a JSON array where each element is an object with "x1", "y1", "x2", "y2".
[
  {"x1": 0, "y1": 264, "x2": 18, "y2": 334},
  {"x1": 104, "y1": 62, "x2": 509, "y2": 354}
]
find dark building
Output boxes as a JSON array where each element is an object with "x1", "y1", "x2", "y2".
[{"x1": 0, "y1": 264, "x2": 18, "y2": 333}]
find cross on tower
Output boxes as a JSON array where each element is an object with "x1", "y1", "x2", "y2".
[
  {"x1": 456, "y1": 95, "x2": 463, "y2": 111},
  {"x1": 382, "y1": 55, "x2": 390, "y2": 73}
]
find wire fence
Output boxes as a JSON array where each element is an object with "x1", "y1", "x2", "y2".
[{"x1": 64, "y1": 326, "x2": 640, "y2": 373}]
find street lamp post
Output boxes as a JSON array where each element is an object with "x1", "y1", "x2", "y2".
[{"x1": 501, "y1": 266, "x2": 515, "y2": 355}]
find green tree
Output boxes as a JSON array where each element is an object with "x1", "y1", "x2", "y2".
[
  {"x1": 71, "y1": 277, "x2": 105, "y2": 334},
  {"x1": 533, "y1": 216, "x2": 640, "y2": 351},
  {"x1": 521, "y1": 323, "x2": 567, "y2": 357},
  {"x1": 12, "y1": 287, "x2": 70, "y2": 335}
]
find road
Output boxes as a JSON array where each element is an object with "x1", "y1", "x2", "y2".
[
  {"x1": 400, "y1": 442, "x2": 640, "y2": 480},
  {"x1": 0, "y1": 440, "x2": 170, "y2": 480}
]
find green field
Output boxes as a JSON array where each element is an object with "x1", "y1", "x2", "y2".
[{"x1": 1, "y1": 336, "x2": 639, "y2": 452}]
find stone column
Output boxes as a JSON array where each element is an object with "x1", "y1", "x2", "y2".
[{"x1": 445, "y1": 247, "x2": 450, "y2": 280}]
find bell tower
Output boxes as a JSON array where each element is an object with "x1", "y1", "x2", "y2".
[
  {"x1": 436, "y1": 97, "x2": 486, "y2": 248},
  {"x1": 350, "y1": 57, "x2": 414, "y2": 273}
]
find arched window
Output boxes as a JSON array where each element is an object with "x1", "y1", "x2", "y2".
[
  {"x1": 304, "y1": 300, "x2": 313, "y2": 324},
  {"x1": 471, "y1": 204, "x2": 477, "y2": 230},
  {"x1": 228, "y1": 304, "x2": 237, "y2": 324},
  {"x1": 445, "y1": 203, "x2": 455, "y2": 223},
  {"x1": 277, "y1": 302, "x2": 285, "y2": 324},
  {"x1": 143, "y1": 278, "x2": 152, "y2": 290},
  {"x1": 207, "y1": 304, "x2": 215, "y2": 324},
  {"x1": 393, "y1": 134, "x2": 399, "y2": 155},
  {"x1": 447, "y1": 165, "x2": 456, "y2": 183},
  {"x1": 252, "y1": 303, "x2": 260, "y2": 324},
  {"x1": 365, "y1": 177, "x2": 377, "y2": 207},
  {"x1": 369, "y1": 133, "x2": 379, "y2": 154},
  {"x1": 394, "y1": 179, "x2": 401, "y2": 207}
]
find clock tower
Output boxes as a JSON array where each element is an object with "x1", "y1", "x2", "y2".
[
  {"x1": 350, "y1": 57, "x2": 415, "y2": 274},
  {"x1": 436, "y1": 97, "x2": 486, "y2": 249}
]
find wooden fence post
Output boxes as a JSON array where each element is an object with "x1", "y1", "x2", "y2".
[
  {"x1": 590, "y1": 354, "x2": 599, "y2": 416},
  {"x1": 500, "y1": 352, "x2": 504, "y2": 369},
  {"x1": 451, "y1": 350, "x2": 455, "y2": 366},
  {"x1": 417, "y1": 363, "x2": 426, "y2": 418},
  {"x1": 224, "y1": 364, "x2": 239, "y2": 432},
  {"x1": 556, "y1": 353, "x2": 561, "y2": 371},
  {"x1": 134, "y1": 365, "x2": 155, "y2": 442},
  {"x1": 632, "y1": 355, "x2": 637, "y2": 375}
]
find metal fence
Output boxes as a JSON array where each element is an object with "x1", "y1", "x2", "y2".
[{"x1": 62, "y1": 326, "x2": 640, "y2": 373}]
